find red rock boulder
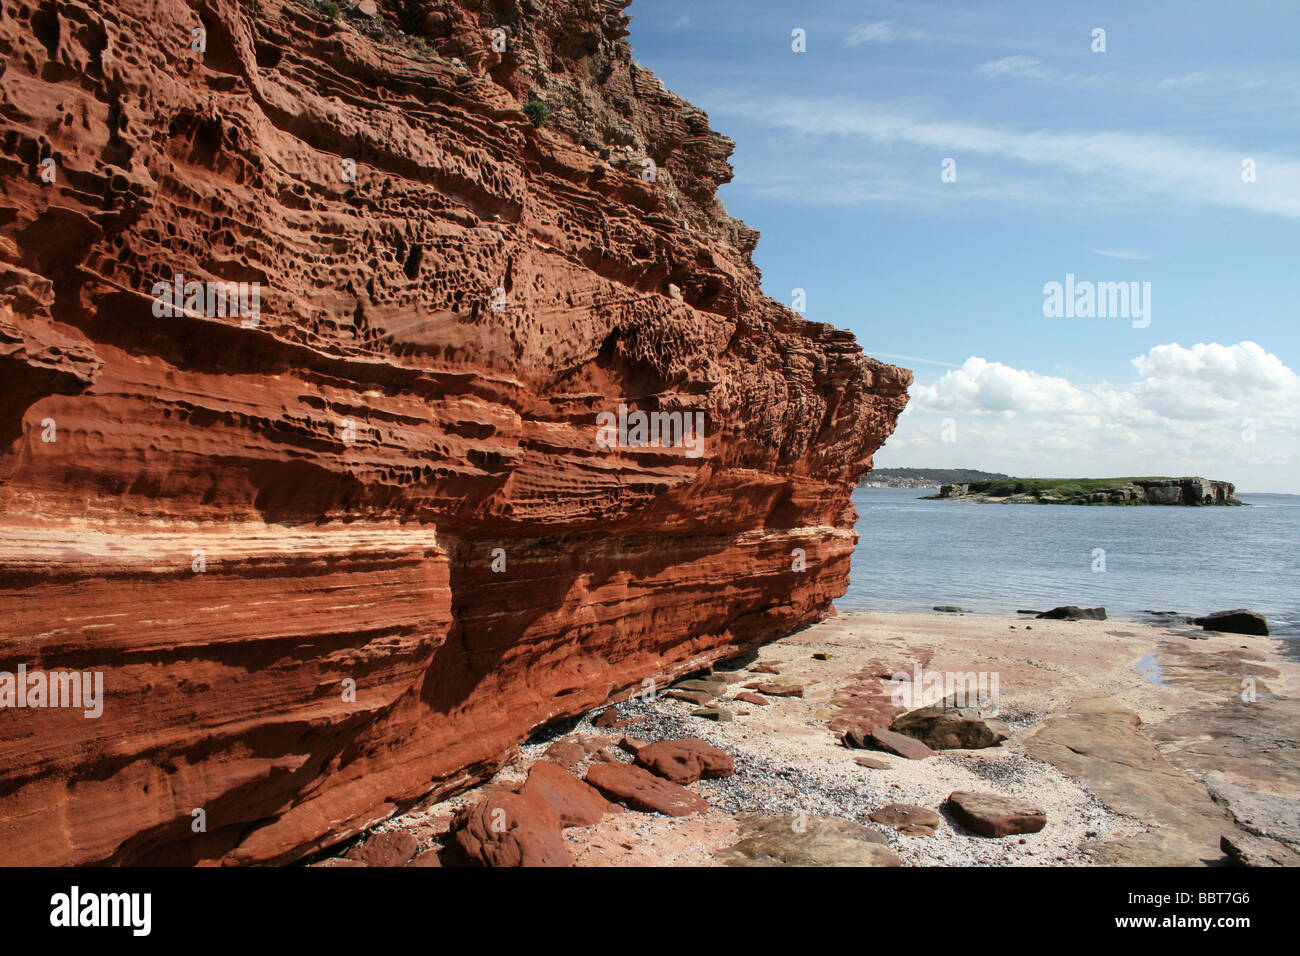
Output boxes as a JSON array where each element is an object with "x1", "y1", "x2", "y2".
[
  {"x1": 518, "y1": 760, "x2": 620, "y2": 828},
  {"x1": 450, "y1": 790, "x2": 572, "y2": 867},
  {"x1": 585, "y1": 763, "x2": 710, "y2": 817},
  {"x1": 945, "y1": 791, "x2": 1047, "y2": 838},
  {"x1": 634, "y1": 738, "x2": 735, "y2": 785}
]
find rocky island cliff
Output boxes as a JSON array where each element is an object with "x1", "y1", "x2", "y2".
[
  {"x1": 0, "y1": 0, "x2": 909, "y2": 864},
  {"x1": 932, "y1": 477, "x2": 1240, "y2": 506}
]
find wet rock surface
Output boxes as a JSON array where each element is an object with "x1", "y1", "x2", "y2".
[
  {"x1": 1193, "y1": 609, "x2": 1270, "y2": 636},
  {"x1": 1037, "y1": 606, "x2": 1107, "y2": 621}
]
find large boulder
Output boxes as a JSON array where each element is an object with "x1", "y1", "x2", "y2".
[
  {"x1": 518, "y1": 760, "x2": 619, "y2": 827},
  {"x1": 449, "y1": 790, "x2": 572, "y2": 867},
  {"x1": 945, "y1": 791, "x2": 1047, "y2": 837},
  {"x1": 1036, "y1": 605, "x2": 1106, "y2": 620},
  {"x1": 634, "y1": 738, "x2": 734, "y2": 785},
  {"x1": 890, "y1": 699, "x2": 1010, "y2": 750},
  {"x1": 1193, "y1": 609, "x2": 1269, "y2": 636}
]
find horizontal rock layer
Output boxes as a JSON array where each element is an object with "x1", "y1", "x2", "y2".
[{"x1": 0, "y1": 0, "x2": 909, "y2": 864}]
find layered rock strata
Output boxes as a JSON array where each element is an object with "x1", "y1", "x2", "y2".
[{"x1": 0, "y1": 0, "x2": 908, "y2": 864}]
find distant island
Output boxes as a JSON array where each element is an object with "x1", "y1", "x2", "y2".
[
  {"x1": 926, "y1": 476, "x2": 1241, "y2": 506},
  {"x1": 862, "y1": 468, "x2": 1011, "y2": 489}
]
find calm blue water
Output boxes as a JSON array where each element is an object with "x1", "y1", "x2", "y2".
[{"x1": 843, "y1": 488, "x2": 1300, "y2": 649}]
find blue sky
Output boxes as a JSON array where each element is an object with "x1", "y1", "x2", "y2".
[{"x1": 626, "y1": 0, "x2": 1300, "y2": 492}]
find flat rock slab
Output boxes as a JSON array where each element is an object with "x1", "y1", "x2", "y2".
[
  {"x1": 735, "y1": 692, "x2": 769, "y2": 706},
  {"x1": 665, "y1": 689, "x2": 714, "y2": 705},
  {"x1": 720, "y1": 813, "x2": 901, "y2": 867},
  {"x1": 946, "y1": 791, "x2": 1047, "y2": 838},
  {"x1": 585, "y1": 763, "x2": 710, "y2": 817},
  {"x1": 868, "y1": 804, "x2": 942, "y2": 832},
  {"x1": 749, "y1": 663, "x2": 782, "y2": 675},
  {"x1": 673, "y1": 678, "x2": 729, "y2": 695},
  {"x1": 1026, "y1": 696, "x2": 1234, "y2": 864},
  {"x1": 634, "y1": 737, "x2": 735, "y2": 786},
  {"x1": 855, "y1": 756, "x2": 893, "y2": 769},
  {"x1": 846, "y1": 727, "x2": 935, "y2": 760},
  {"x1": 1220, "y1": 832, "x2": 1300, "y2": 867},
  {"x1": 746, "y1": 682, "x2": 804, "y2": 698},
  {"x1": 691, "y1": 707, "x2": 733, "y2": 721}
]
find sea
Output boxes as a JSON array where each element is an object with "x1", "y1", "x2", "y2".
[{"x1": 843, "y1": 487, "x2": 1300, "y2": 653}]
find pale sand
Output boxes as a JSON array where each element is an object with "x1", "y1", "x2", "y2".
[{"x1": 355, "y1": 609, "x2": 1300, "y2": 866}]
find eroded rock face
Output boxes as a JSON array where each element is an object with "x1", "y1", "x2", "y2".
[{"x1": 0, "y1": 0, "x2": 909, "y2": 865}]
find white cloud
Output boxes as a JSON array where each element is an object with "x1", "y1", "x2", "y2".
[
  {"x1": 672, "y1": 14, "x2": 692, "y2": 30},
  {"x1": 912, "y1": 357, "x2": 1093, "y2": 416},
  {"x1": 882, "y1": 342, "x2": 1300, "y2": 491}
]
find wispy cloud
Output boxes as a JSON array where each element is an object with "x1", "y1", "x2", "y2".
[
  {"x1": 1091, "y1": 248, "x2": 1153, "y2": 260},
  {"x1": 863, "y1": 351, "x2": 962, "y2": 368},
  {"x1": 712, "y1": 95, "x2": 1300, "y2": 218},
  {"x1": 975, "y1": 54, "x2": 1106, "y2": 88},
  {"x1": 978, "y1": 55, "x2": 1047, "y2": 80},
  {"x1": 1158, "y1": 72, "x2": 1206, "y2": 90},
  {"x1": 671, "y1": 14, "x2": 692, "y2": 30},
  {"x1": 844, "y1": 21, "x2": 927, "y2": 46}
]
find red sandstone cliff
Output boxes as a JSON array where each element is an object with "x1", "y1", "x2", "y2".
[{"x1": 0, "y1": 0, "x2": 910, "y2": 865}]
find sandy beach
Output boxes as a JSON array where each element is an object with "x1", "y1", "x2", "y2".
[{"x1": 318, "y1": 609, "x2": 1300, "y2": 867}]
